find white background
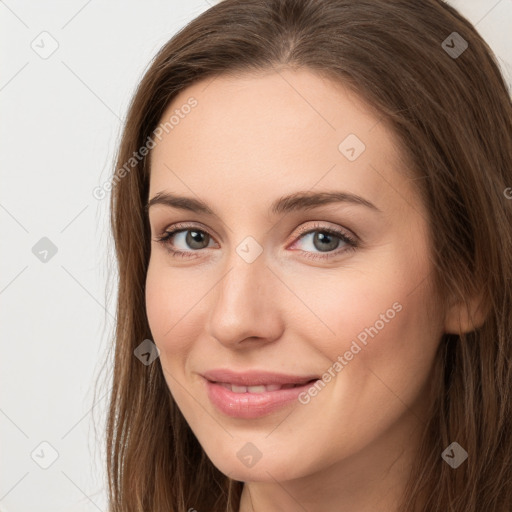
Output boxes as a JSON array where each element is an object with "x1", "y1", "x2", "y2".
[{"x1": 1, "y1": 1, "x2": 511, "y2": 511}]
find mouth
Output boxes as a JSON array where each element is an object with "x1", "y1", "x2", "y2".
[
  {"x1": 201, "y1": 368, "x2": 319, "y2": 387},
  {"x1": 201, "y1": 370, "x2": 320, "y2": 418},
  {"x1": 212, "y1": 380, "x2": 318, "y2": 393}
]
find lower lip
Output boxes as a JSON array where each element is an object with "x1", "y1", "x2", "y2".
[{"x1": 204, "y1": 378, "x2": 317, "y2": 419}]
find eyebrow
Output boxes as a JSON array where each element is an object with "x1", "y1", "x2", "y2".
[{"x1": 146, "y1": 190, "x2": 381, "y2": 215}]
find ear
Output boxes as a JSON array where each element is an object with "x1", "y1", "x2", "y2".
[{"x1": 443, "y1": 290, "x2": 489, "y2": 335}]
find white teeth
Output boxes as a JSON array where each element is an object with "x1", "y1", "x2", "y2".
[
  {"x1": 219, "y1": 383, "x2": 302, "y2": 393},
  {"x1": 247, "y1": 385, "x2": 267, "y2": 393}
]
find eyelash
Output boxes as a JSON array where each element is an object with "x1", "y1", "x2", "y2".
[{"x1": 153, "y1": 221, "x2": 358, "y2": 261}]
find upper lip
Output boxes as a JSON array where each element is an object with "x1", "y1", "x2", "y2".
[{"x1": 201, "y1": 369, "x2": 319, "y2": 386}]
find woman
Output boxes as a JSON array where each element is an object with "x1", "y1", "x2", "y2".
[{"x1": 102, "y1": 0, "x2": 512, "y2": 510}]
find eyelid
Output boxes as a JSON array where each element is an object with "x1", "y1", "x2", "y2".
[
  {"x1": 290, "y1": 221, "x2": 357, "y2": 244},
  {"x1": 154, "y1": 220, "x2": 358, "y2": 259},
  {"x1": 155, "y1": 220, "x2": 356, "y2": 243},
  {"x1": 155, "y1": 221, "x2": 220, "y2": 243}
]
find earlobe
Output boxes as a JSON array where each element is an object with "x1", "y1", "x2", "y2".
[{"x1": 443, "y1": 291, "x2": 489, "y2": 334}]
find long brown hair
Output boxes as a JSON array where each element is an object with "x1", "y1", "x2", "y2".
[{"x1": 100, "y1": 0, "x2": 512, "y2": 510}]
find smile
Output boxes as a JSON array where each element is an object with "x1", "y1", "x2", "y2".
[
  {"x1": 217, "y1": 382, "x2": 311, "y2": 393},
  {"x1": 201, "y1": 370, "x2": 320, "y2": 418}
]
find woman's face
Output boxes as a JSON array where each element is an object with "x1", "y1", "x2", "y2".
[{"x1": 146, "y1": 69, "x2": 445, "y2": 486}]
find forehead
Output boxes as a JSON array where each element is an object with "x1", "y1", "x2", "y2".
[{"x1": 148, "y1": 69, "x2": 413, "y2": 215}]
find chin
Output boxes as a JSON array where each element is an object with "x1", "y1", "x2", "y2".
[{"x1": 204, "y1": 442, "x2": 312, "y2": 482}]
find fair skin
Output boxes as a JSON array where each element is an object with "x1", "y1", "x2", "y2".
[{"x1": 145, "y1": 69, "x2": 461, "y2": 511}]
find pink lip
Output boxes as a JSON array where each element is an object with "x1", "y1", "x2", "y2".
[{"x1": 201, "y1": 369, "x2": 319, "y2": 419}]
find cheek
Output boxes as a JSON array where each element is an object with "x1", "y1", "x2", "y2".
[
  {"x1": 279, "y1": 265, "x2": 441, "y2": 464},
  {"x1": 145, "y1": 265, "x2": 171, "y2": 344},
  {"x1": 145, "y1": 262, "x2": 198, "y2": 358},
  {"x1": 145, "y1": 263, "x2": 203, "y2": 413},
  {"x1": 287, "y1": 244, "x2": 441, "y2": 390}
]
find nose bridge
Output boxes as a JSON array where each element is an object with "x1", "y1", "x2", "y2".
[{"x1": 207, "y1": 240, "x2": 282, "y2": 345}]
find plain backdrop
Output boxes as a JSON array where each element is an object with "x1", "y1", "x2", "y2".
[{"x1": 1, "y1": 1, "x2": 511, "y2": 511}]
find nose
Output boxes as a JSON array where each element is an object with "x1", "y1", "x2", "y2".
[{"x1": 207, "y1": 245, "x2": 285, "y2": 349}]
